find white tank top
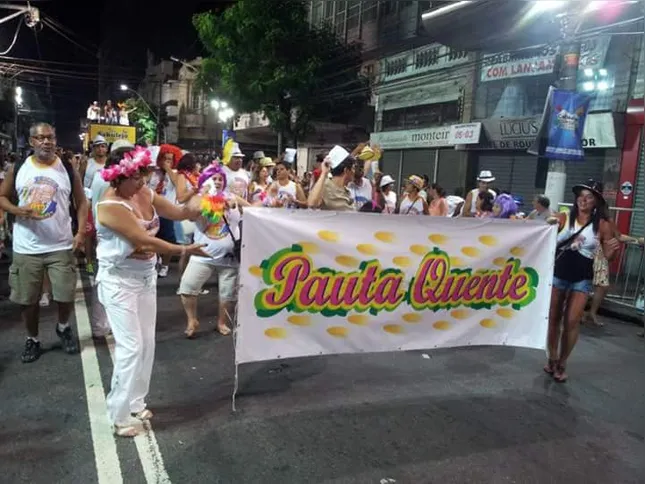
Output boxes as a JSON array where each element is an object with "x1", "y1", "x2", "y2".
[
  {"x1": 276, "y1": 180, "x2": 298, "y2": 208},
  {"x1": 399, "y1": 195, "x2": 425, "y2": 215},
  {"x1": 13, "y1": 156, "x2": 73, "y2": 255},
  {"x1": 557, "y1": 219, "x2": 598, "y2": 259},
  {"x1": 84, "y1": 157, "x2": 105, "y2": 188},
  {"x1": 95, "y1": 189, "x2": 160, "y2": 275},
  {"x1": 469, "y1": 188, "x2": 497, "y2": 213}
]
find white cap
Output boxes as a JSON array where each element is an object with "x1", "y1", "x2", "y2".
[
  {"x1": 379, "y1": 174, "x2": 395, "y2": 188},
  {"x1": 231, "y1": 143, "x2": 245, "y2": 157},
  {"x1": 328, "y1": 145, "x2": 349, "y2": 169}
]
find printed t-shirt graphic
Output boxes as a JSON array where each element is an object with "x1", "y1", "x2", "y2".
[
  {"x1": 223, "y1": 166, "x2": 250, "y2": 199},
  {"x1": 20, "y1": 175, "x2": 60, "y2": 218}
]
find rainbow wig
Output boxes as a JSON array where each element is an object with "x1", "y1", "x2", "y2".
[
  {"x1": 493, "y1": 193, "x2": 518, "y2": 219},
  {"x1": 157, "y1": 144, "x2": 183, "y2": 169},
  {"x1": 198, "y1": 162, "x2": 227, "y2": 191}
]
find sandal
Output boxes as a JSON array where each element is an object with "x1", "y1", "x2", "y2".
[
  {"x1": 553, "y1": 364, "x2": 568, "y2": 383},
  {"x1": 114, "y1": 425, "x2": 139, "y2": 437},
  {"x1": 216, "y1": 324, "x2": 231, "y2": 336},
  {"x1": 543, "y1": 359, "x2": 557, "y2": 375},
  {"x1": 132, "y1": 409, "x2": 153, "y2": 420}
]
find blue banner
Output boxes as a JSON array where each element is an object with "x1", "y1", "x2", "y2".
[
  {"x1": 544, "y1": 89, "x2": 591, "y2": 161},
  {"x1": 222, "y1": 129, "x2": 235, "y2": 148}
]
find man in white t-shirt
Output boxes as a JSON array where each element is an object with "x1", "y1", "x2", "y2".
[
  {"x1": 347, "y1": 162, "x2": 373, "y2": 211},
  {"x1": 222, "y1": 144, "x2": 250, "y2": 199},
  {"x1": 0, "y1": 123, "x2": 88, "y2": 363}
]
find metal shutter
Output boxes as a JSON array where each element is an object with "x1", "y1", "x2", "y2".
[
  {"x1": 477, "y1": 152, "x2": 538, "y2": 206},
  {"x1": 563, "y1": 153, "x2": 606, "y2": 204},
  {"x1": 436, "y1": 149, "x2": 467, "y2": 196},
  {"x1": 631, "y1": 130, "x2": 645, "y2": 237},
  {"x1": 401, "y1": 149, "x2": 436, "y2": 187},
  {"x1": 381, "y1": 149, "x2": 402, "y2": 191}
]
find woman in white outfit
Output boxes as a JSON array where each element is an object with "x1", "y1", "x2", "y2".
[{"x1": 95, "y1": 147, "x2": 206, "y2": 437}]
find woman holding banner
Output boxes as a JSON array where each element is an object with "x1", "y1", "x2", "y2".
[{"x1": 545, "y1": 180, "x2": 620, "y2": 383}]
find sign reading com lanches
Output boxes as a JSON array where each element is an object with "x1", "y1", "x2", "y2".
[{"x1": 235, "y1": 209, "x2": 556, "y2": 364}]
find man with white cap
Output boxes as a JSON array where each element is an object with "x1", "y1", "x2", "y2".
[
  {"x1": 222, "y1": 144, "x2": 251, "y2": 199},
  {"x1": 307, "y1": 145, "x2": 355, "y2": 211},
  {"x1": 84, "y1": 135, "x2": 108, "y2": 189},
  {"x1": 463, "y1": 170, "x2": 497, "y2": 217}
]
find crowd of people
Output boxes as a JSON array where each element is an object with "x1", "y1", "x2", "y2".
[{"x1": 0, "y1": 121, "x2": 643, "y2": 436}]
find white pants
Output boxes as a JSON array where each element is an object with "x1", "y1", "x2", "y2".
[
  {"x1": 97, "y1": 269, "x2": 157, "y2": 426},
  {"x1": 90, "y1": 283, "x2": 110, "y2": 337}
]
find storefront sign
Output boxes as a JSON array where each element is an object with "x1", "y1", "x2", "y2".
[
  {"x1": 370, "y1": 123, "x2": 482, "y2": 150},
  {"x1": 470, "y1": 113, "x2": 616, "y2": 151},
  {"x1": 236, "y1": 209, "x2": 555, "y2": 364},
  {"x1": 480, "y1": 36, "x2": 611, "y2": 82}
]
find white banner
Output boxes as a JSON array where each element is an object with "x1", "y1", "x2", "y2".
[{"x1": 236, "y1": 209, "x2": 556, "y2": 365}]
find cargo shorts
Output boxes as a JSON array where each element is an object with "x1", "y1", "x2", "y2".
[{"x1": 9, "y1": 250, "x2": 77, "y2": 306}]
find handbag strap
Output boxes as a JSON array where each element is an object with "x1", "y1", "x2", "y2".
[
  {"x1": 556, "y1": 219, "x2": 593, "y2": 253},
  {"x1": 221, "y1": 214, "x2": 238, "y2": 244}
]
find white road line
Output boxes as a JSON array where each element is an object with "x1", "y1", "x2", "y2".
[
  {"x1": 104, "y1": 338, "x2": 172, "y2": 484},
  {"x1": 74, "y1": 275, "x2": 124, "y2": 484}
]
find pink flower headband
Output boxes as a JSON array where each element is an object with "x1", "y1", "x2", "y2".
[{"x1": 101, "y1": 146, "x2": 153, "y2": 182}]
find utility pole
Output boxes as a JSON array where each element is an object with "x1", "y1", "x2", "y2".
[{"x1": 544, "y1": 11, "x2": 581, "y2": 209}]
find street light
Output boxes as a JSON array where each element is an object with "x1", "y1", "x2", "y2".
[
  {"x1": 15, "y1": 86, "x2": 22, "y2": 105},
  {"x1": 210, "y1": 98, "x2": 235, "y2": 126}
]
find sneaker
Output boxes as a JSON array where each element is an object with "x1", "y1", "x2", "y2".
[
  {"x1": 39, "y1": 293, "x2": 50, "y2": 307},
  {"x1": 56, "y1": 326, "x2": 79, "y2": 354},
  {"x1": 22, "y1": 338, "x2": 42, "y2": 363},
  {"x1": 158, "y1": 265, "x2": 169, "y2": 278}
]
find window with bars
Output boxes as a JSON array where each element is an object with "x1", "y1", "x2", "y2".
[
  {"x1": 347, "y1": 0, "x2": 360, "y2": 29},
  {"x1": 362, "y1": 0, "x2": 377, "y2": 22},
  {"x1": 382, "y1": 102, "x2": 460, "y2": 131},
  {"x1": 311, "y1": 1, "x2": 324, "y2": 25}
]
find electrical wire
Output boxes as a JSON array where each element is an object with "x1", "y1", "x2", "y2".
[{"x1": 0, "y1": 18, "x2": 23, "y2": 55}]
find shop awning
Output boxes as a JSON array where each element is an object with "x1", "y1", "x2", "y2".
[{"x1": 420, "y1": 0, "x2": 643, "y2": 52}]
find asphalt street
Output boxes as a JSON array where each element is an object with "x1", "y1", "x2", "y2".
[{"x1": 0, "y1": 258, "x2": 643, "y2": 484}]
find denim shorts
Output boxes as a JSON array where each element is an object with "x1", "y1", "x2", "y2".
[{"x1": 552, "y1": 276, "x2": 593, "y2": 294}]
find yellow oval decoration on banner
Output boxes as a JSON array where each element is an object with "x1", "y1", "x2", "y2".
[
  {"x1": 496, "y1": 308, "x2": 514, "y2": 319},
  {"x1": 428, "y1": 234, "x2": 448, "y2": 245},
  {"x1": 347, "y1": 314, "x2": 369, "y2": 325},
  {"x1": 480, "y1": 318, "x2": 497, "y2": 328},
  {"x1": 335, "y1": 255, "x2": 360, "y2": 268},
  {"x1": 287, "y1": 315, "x2": 311, "y2": 326},
  {"x1": 510, "y1": 246, "x2": 525, "y2": 257},
  {"x1": 392, "y1": 256, "x2": 412, "y2": 268},
  {"x1": 356, "y1": 243, "x2": 379, "y2": 256},
  {"x1": 374, "y1": 231, "x2": 396, "y2": 243},
  {"x1": 402, "y1": 313, "x2": 422, "y2": 323},
  {"x1": 410, "y1": 244, "x2": 430, "y2": 256},
  {"x1": 264, "y1": 328, "x2": 287, "y2": 339},
  {"x1": 383, "y1": 324, "x2": 404, "y2": 334},
  {"x1": 461, "y1": 246, "x2": 481, "y2": 258},
  {"x1": 451, "y1": 309, "x2": 470, "y2": 319},
  {"x1": 450, "y1": 256, "x2": 466, "y2": 267},
  {"x1": 248, "y1": 266, "x2": 263, "y2": 278},
  {"x1": 493, "y1": 257, "x2": 507, "y2": 267},
  {"x1": 433, "y1": 321, "x2": 451, "y2": 331},
  {"x1": 478, "y1": 235, "x2": 498, "y2": 247},
  {"x1": 298, "y1": 241, "x2": 320, "y2": 254},
  {"x1": 327, "y1": 326, "x2": 349, "y2": 337},
  {"x1": 318, "y1": 230, "x2": 340, "y2": 243}
]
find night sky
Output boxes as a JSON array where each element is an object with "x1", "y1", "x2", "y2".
[{"x1": 5, "y1": 0, "x2": 231, "y2": 148}]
